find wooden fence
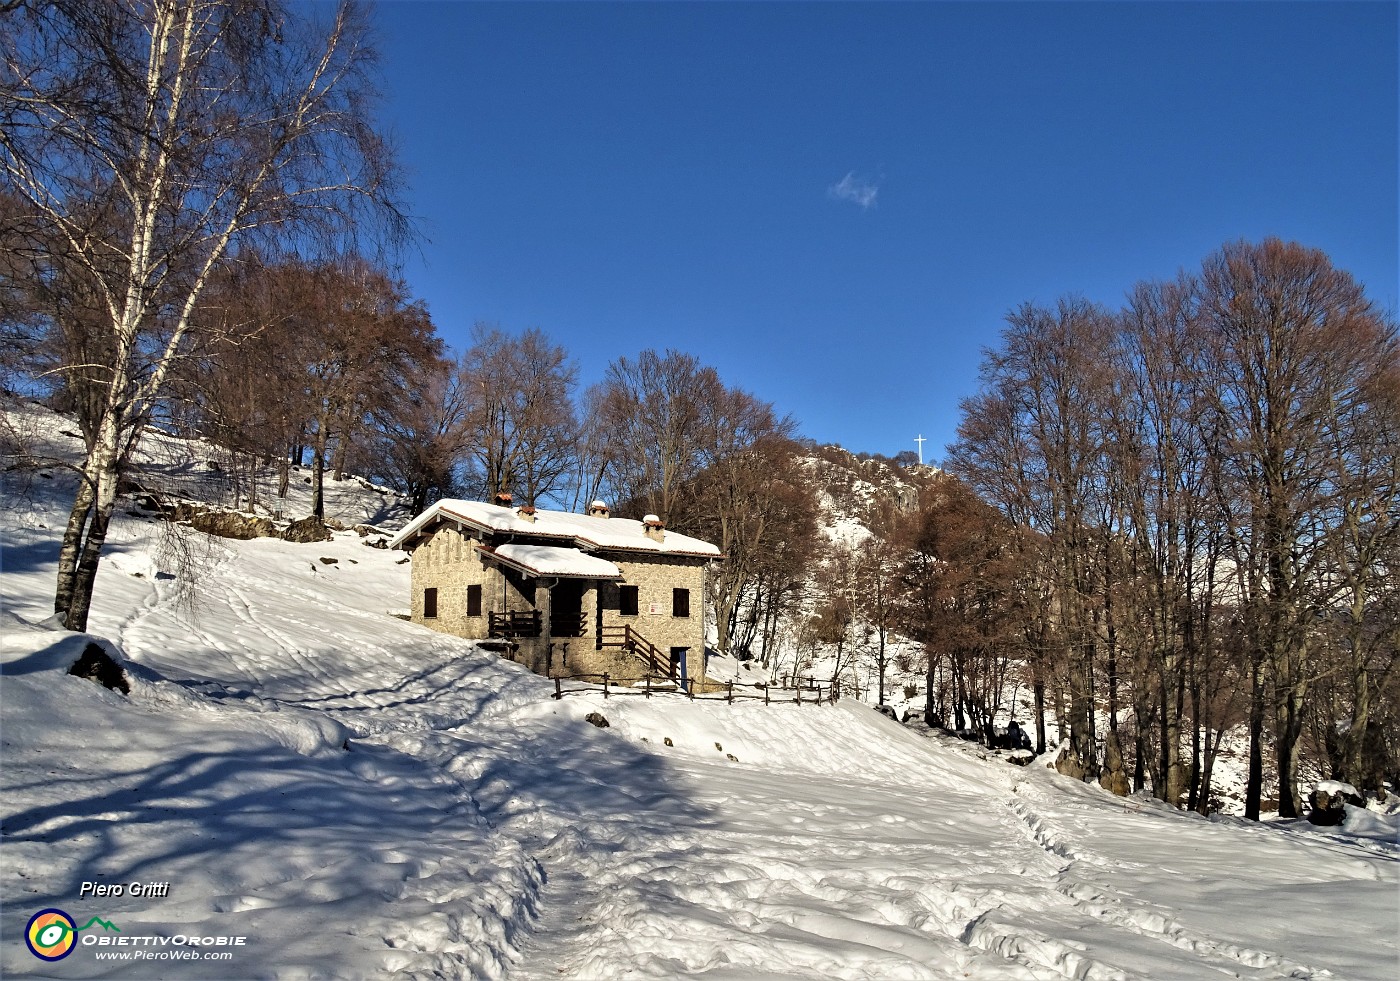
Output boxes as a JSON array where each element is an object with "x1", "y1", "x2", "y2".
[{"x1": 551, "y1": 673, "x2": 842, "y2": 706}]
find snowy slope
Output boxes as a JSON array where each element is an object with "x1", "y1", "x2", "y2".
[{"x1": 2, "y1": 415, "x2": 1397, "y2": 979}]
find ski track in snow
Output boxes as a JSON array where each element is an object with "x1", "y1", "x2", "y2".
[
  {"x1": 3, "y1": 470, "x2": 1396, "y2": 979},
  {"x1": 1001, "y1": 789, "x2": 1331, "y2": 980}
]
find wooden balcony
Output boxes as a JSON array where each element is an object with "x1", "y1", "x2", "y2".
[
  {"x1": 551, "y1": 612, "x2": 587, "y2": 638},
  {"x1": 488, "y1": 610, "x2": 541, "y2": 639}
]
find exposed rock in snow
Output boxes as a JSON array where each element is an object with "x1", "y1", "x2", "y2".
[
  {"x1": 282, "y1": 515, "x2": 334, "y2": 542},
  {"x1": 66, "y1": 640, "x2": 131, "y2": 694},
  {"x1": 189, "y1": 510, "x2": 276, "y2": 539}
]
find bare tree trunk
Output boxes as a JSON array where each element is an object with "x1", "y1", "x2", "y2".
[
  {"x1": 312, "y1": 447, "x2": 326, "y2": 520},
  {"x1": 1032, "y1": 667, "x2": 1047, "y2": 755},
  {"x1": 64, "y1": 485, "x2": 116, "y2": 632},
  {"x1": 1275, "y1": 659, "x2": 1307, "y2": 818},
  {"x1": 1245, "y1": 651, "x2": 1266, "y2": 821},
  {"x1": 1158, "y1": 649, "x2": 1186, "y2": 805},
  {"x1": 61, "y1": 414, "x2": 124, "y2": 631},
  {"x1": 877, "y1": 625, "x2": 887, "y2": 705},
  {"x1": 1186, "y1": 672, "x2": 1203, "y2": 812},
  {"x1": 1199, "y1": 724, "x2": 1226, "y2": 815},
  {"x1": 54, "y1": 472, "x2": 96, "y2": 616},
  {"x1": 924, "y1": 643, "x2": 938, "y2": 728}
]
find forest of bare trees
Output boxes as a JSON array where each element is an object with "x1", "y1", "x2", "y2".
[{"x1": 945, "y1": 239, "x2": 1398, "y2": 816}]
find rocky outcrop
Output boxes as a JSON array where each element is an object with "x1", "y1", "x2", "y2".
[
  {"x1": 1054, "y1": 746, "x2": 1088, "y2": 781},
  {"x1": 190, "y1": 510, "x2": 276, "y2": 540},
  {"x1": 282, "y1": 516, "x2": 333, "y2": 543},
  {"x1": 1307, "y1": 782, "x2": 1365, "y2": 826},
  {"x1": 1099, "y1": 731, "x2": 1131, "y2": 797},
  {"x1": 356, "y1": 524, "x2": 391, "y2": 549},
  {"x1": 1307, "y1": 789, "x2": 1346, "y2": 826},
  {"x1": 68, "y1": 642, "x2": 129, "y2": 695}
]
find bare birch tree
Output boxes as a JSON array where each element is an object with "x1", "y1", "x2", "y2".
[{"x1": 0, "y1": 0, "x2": 403, "y2": 630}]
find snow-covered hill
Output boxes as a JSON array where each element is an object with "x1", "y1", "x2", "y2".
[{"x1": 3, "y1": 413, "x2": 1397, "y2": 979}]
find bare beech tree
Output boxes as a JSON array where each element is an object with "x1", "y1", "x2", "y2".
[
  {"x1": 289, "y1": 259, "x2": 438, "y2": 519},
  {"x1": 0, "y1": 0, "x2": 403, "y2": 630},
  {"x1": 591, "y1": 349, "x2": 725, "y2": 522},
  {"x1": 678, "y1": 391, "x2": 805, "y2": 656},
  {"x1": 1199, "y1": 239, "x2": 1399, "y2": 818},
  {"x1": 901, "y1": 474, "x2": 1025, "y2": 738},
  {"x1": 949, "y1": 297, "x2": 1117, "y2": 781},
  {"x1": 594, "y1": 349, "x2": 810, "y2": 660},
  {"x1": 563, "y1": 387, "x2": 612, "y2": 514},
  {"x1": 857, "y1": 501, "x2": 911, "y2": 707},
  {"x1": 1113, "y1": 274, "x2": 1215, "y2": 805},
  {"x1": 1323, "y1": 367, "x2": 1400, "y2": 796},
  {"x1": 365, "y1": 356, "x2": 470, "y2": 513},
  {"x1": 457, "y1": 324, "x2": 579, "y2": 507},
  {"x1": 947, "y1": 241, "x2": 1395, "y2": 817}
]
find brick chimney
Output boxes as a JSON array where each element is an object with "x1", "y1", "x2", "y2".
[
  {"x1": 587, "y1": 500, "x2": 610, "y2": 519},
  {"x1": 517, "y1": 505, "x2": 536, "y2": 523},
  {"x1": 642, "y1": 514, "x2": 665, "y2": 543},
  {"x1": 493, "y1": 491, "x2": 513, "y2": 508}
]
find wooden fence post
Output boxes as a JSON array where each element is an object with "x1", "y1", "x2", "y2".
[
  {"x1": 603, "y1": 673, "x2": 609, "y2": 699},
  {"x1": 645, "y1": 675, "x2": 652, "y2": 698},
  {"x1": 554, "y1": 677, "x2": 562, "y2": 700},
  {"x1": 796, "y1": 683, "x2": 802, "y2": 706},
  {"x1": 764, "y1": 685, "x2": 770, "y2": 706},
  {"x1": 727, "y1": 681, "x2": 734, "y2": 704}
]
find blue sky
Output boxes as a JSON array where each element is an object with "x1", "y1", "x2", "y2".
[{"x1": 370, "y1": 1, "x2": 1397, "y2": 464}]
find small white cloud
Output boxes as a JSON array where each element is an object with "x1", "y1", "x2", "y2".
[{"x1": 827, "y1": 171, "x2": 879, "y2": 210}]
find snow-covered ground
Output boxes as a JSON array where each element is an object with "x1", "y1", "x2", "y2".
[{"x1": 3, "y1": 412, "x2": 1397, "y2": 979}]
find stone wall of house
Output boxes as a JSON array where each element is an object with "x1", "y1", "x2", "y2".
[
  {"x1": 409, "y1": 524, "x2": 533, "y2": 641},
  {"x1": 604, "y1": 553, "x2": 707, "y2": 675}
]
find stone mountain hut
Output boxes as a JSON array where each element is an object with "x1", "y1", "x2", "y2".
[{"x1": 389, "y1": 498, "x2": 720, "y2": 688}]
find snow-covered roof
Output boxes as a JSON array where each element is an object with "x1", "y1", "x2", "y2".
[
  {"x1": 388, "y1": 499, "x2": 722, "y2": 558},
  {"x1": 486, "y1": 544, "x2": 622, "y2": 580}
]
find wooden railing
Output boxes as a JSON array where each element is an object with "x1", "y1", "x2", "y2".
[
  {"x1": 552, "y1": 674, "x2": 841, "y2": 706},
  {"x1": 550, "y1": 612, "x2": 587, "y2": 638},
  {"x1": 598, "y1": 624, "x2": 669, "y2": 676},
  {"x1": 489, "y1": 610, "x2": 541, "y2": 639}
]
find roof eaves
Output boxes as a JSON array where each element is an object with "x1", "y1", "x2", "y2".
[{"x1": 478, "y1": 544, "x2": 623, "y2": 580}]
